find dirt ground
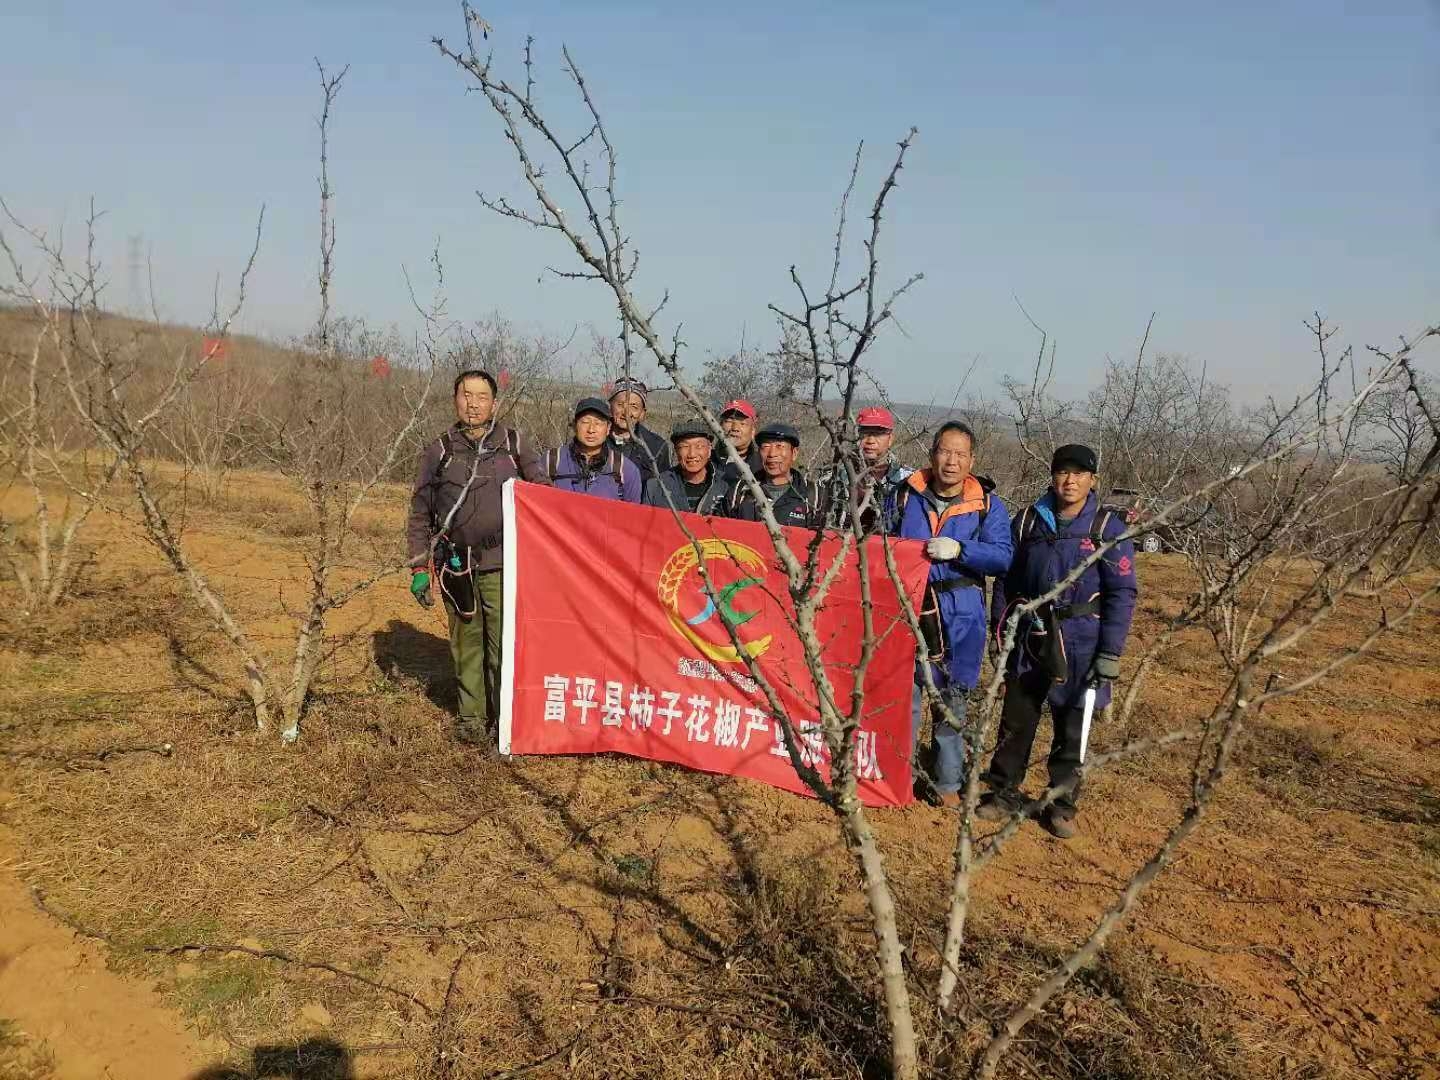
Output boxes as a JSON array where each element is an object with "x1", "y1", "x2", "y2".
[{"x1": 1, "y1": 473, "x2": 1438, "y2": 1079}]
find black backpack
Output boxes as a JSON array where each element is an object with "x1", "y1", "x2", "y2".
[
  {"x1": 431, "y1": 427, "x2": 522, "y2": 536},
  {"x1": 436, "y1": 426, "x2": 521, "y2": 477},
  {"x1": 1012, "y1": 502, "x2": 1120, "y2": 549},
  {"x1": 545, "y1": 446, "x2": 628, "y2": 501}
]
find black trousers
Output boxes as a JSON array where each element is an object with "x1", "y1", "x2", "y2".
[{"x1": 983, "y1": 670, "x2": 1087, "y2": 812}]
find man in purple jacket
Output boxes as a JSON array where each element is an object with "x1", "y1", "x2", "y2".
[
  {"x1": 406, "y1": 370, "x2": 550, "y2": 746},
  {"x1": 544, "y1": 397, "x2": 644, "y2": 502},
  {"x1": 980, "y1": 444, "x2": 1139, "y2": 838}
]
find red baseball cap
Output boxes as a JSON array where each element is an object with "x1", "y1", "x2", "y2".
[
  {"x1": 856, "y1": 406, "x2": 895, "y2": 431},
  {"x1": 720, "y1": 399, "x2": 757, "y2": 420}
]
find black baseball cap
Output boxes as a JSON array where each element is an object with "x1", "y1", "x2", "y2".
[
  {"x1": 757, "y1": 422, "x2": 801, "y2": 448},
  {"x1": 574, "y1": 396, "x2": 612, "y2": 421},
  {"x1": 1051, "y1": 444, "x2": 1098, "y2": 473}
]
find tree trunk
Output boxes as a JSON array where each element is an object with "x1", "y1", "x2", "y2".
[{"x1": 839, "y1": 798, "x2": 919, "y2": 1080}]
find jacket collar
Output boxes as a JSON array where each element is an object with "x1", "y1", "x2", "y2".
[
  {"x1": 567, "y1": 441, "x2": 610, "y2": 474},
  {"x1": 762, "y1": 473, "x2": 809, "y2": 499},
  {"x1": 450, "y1": 421, "x2": 507, "y2": 451},
  {"x1": 1032, "y1": 490, "x2": 1096, "y2": 535},
  {"x1": 906, "y1": 470, "x2": 987, "y2": 513},
  {"x1": 668, "y1": 462, "x2": 718, "y2": 488}
]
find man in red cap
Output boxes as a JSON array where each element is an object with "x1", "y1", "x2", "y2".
[
  {"x1": 823, "y1": 405, "x2": 913, "y2": 533},
  {"x1": 718, "y1": 399, "x2": 765, "y2": 483}
]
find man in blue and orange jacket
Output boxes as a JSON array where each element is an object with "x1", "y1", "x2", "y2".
[
  {"x1": 898, "y1": 421, "x2": 1014, "y2": 807},
  {"x1": 981, "y1": 443, "x2": 1138, "y2": 838}
]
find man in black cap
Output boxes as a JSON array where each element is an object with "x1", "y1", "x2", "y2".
[
  {"x1": 606, "y1": 376, "x2": 671, "y2": 483},
  {"x1": 544, "y1": 397, "x2": 643, "y2": 501},
  {"x1": 645, "y1": 419, "x2": 729, "y2": 514},
  {"x1": 722, "y1": 422, "x2": 820, "y2": 528},
  {"x1": 980, "y1": 442, "x2": 1138, "y2": 839}
]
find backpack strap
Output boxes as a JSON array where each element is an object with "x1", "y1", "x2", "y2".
[
  {"x1": 436, "y1": 431, "x2": 455, "y2": 477},
  {"x1": 1012, "y1": 505, "x2": 1035, "y2": 545},
  {"x1": 726, "y1": 480, "x2": 744, "y2": 517},
  {"x1": 1090, "y1": 507, "x2": 1116, "y2": 547},
  {"x1": 611, "y1": 448, "x2": 626, "y2": 501},
  {"x1": 506, "y1": 427, "x2": 520, "y2": 471}
]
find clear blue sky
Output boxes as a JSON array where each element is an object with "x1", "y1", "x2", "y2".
[{"x1": 3, "y1": 1, "x2": 1436, "y2": 404}]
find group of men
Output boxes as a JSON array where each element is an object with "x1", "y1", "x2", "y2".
[
  {"x1": 407, "y1": 369, "x2": 1138, "y2": 839},
  {"x1": 537, "y1": 377, "x2": 825, "y2": 527}
]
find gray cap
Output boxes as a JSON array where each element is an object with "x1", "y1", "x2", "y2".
[
  {"x1": 756, "y1": 422, "x2": 801, "y2": 448},
  {"x1": 670, "y1": 419, "x2": 715, "y2": 444},
  {"x1": 573, "y1": 396, "x2": 612, "y2": 421},
  {"x1": 606, "y1": 376, "x2": 648, "y2": 403}
]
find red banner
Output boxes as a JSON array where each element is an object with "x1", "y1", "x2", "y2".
[{"x1": 498, "y1": 481, "x2": 928, "y2": 807}]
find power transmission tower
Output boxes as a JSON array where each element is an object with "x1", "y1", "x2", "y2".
[{"x1": 126, "y1": 234, "x2": 145, "y2": 316}]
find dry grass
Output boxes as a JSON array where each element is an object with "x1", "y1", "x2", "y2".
[
  {"x1": 0, "y1": 1018, "x2": 56, "y2": 1080},
  {"x1": 2, "y1": 470, "x2": 1438, "y2": 1079}
]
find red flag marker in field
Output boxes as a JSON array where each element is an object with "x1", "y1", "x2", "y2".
[
  {"x1": 498, "y1": 367, "x2": 511, "y2": 390},
  {"x1": 201, "y1": 337, "x2": 228, "y2": 362},
  {"x1": 370, "y1": 355, "x2": 391, "y2": 378}
]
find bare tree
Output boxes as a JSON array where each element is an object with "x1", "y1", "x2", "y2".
[
  {"x1": 697, "y1": 323, "x2": 812, "y2": 420},
  {"x1": 0, "y1": 64, "x2": 440, "y2": 741},
  {"x1": 1360, "y1": 365, "x2": 1436, "y2": 485},
  {"x1": 0, "y1": 272, "x2": 120, "y2": 615},
  {"x1": 433, "y1": 12, "x2": 928, "y2": 1071},
  {"x1": 957, "y1": 319, "x2": 1440, "y2": 1076},
  {"x1": 430, "y1": 12, "x2": 1440, "y2": 1079},
  {"x1": 426, "y1": 10, "x2": 1440, "y2": 1080}
]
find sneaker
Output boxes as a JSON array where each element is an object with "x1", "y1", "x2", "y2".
[
  {"x1": 938, "y1": 791, "x2": 962, "y2": 810},
  {"x1": 975, "y1": 792, "x2": 1020, "y2": 822},
  {"x1": 1040, "y1": 806, "x2": 1078, "y2": 840}
]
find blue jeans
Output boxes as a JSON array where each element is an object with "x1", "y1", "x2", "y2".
[{"x1": 912, "y1": 683, "x2": 967, "y2": 795}]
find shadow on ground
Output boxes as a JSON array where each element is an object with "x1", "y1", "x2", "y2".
[
  {"x1": 191, "y1": 1037, "x2": 352, "y2": 1079},
  {"x1": 372, "y1": 618, "x2": 453, "y2": 712}
]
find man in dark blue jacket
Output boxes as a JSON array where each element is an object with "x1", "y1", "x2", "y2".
[
  {"x1": 898, "y1": 421, "x2": 1014, "y2": 806},
  {"x1": 980, "y1": 444, "x2": 1138, "y2": 838},
  {"x1": 722, "y1": 423, "x2": 821, "y2": 528},
  {"x1": 645, "y1": 420, "x2": 729, "y2": 514}
]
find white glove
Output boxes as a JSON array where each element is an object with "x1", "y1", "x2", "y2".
[{"x1": 925, "y1": 537, "x2": 962, "y2": 561}]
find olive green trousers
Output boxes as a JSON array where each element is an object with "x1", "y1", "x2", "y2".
[{"x1": 445, "y1": 568, "x2": 504, "y2": 738}]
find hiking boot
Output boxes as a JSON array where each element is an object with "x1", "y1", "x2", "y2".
[
  {"x1": 975, "y1": 791, "x2": 1021, "y2": 822},
  {"x1": 454, "y1": 720, "x2": 491, "y2": 747},
  {"x1": 938, "y1": 791, "x2": 962, "y2": 810},
  {"x1": 1039, "y1": 806, "x2": 1078, "y2": 840}
]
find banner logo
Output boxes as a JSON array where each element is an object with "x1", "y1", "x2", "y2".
[{"x1": 658, "y1": 539, "x2": 774, "y2": 664}]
